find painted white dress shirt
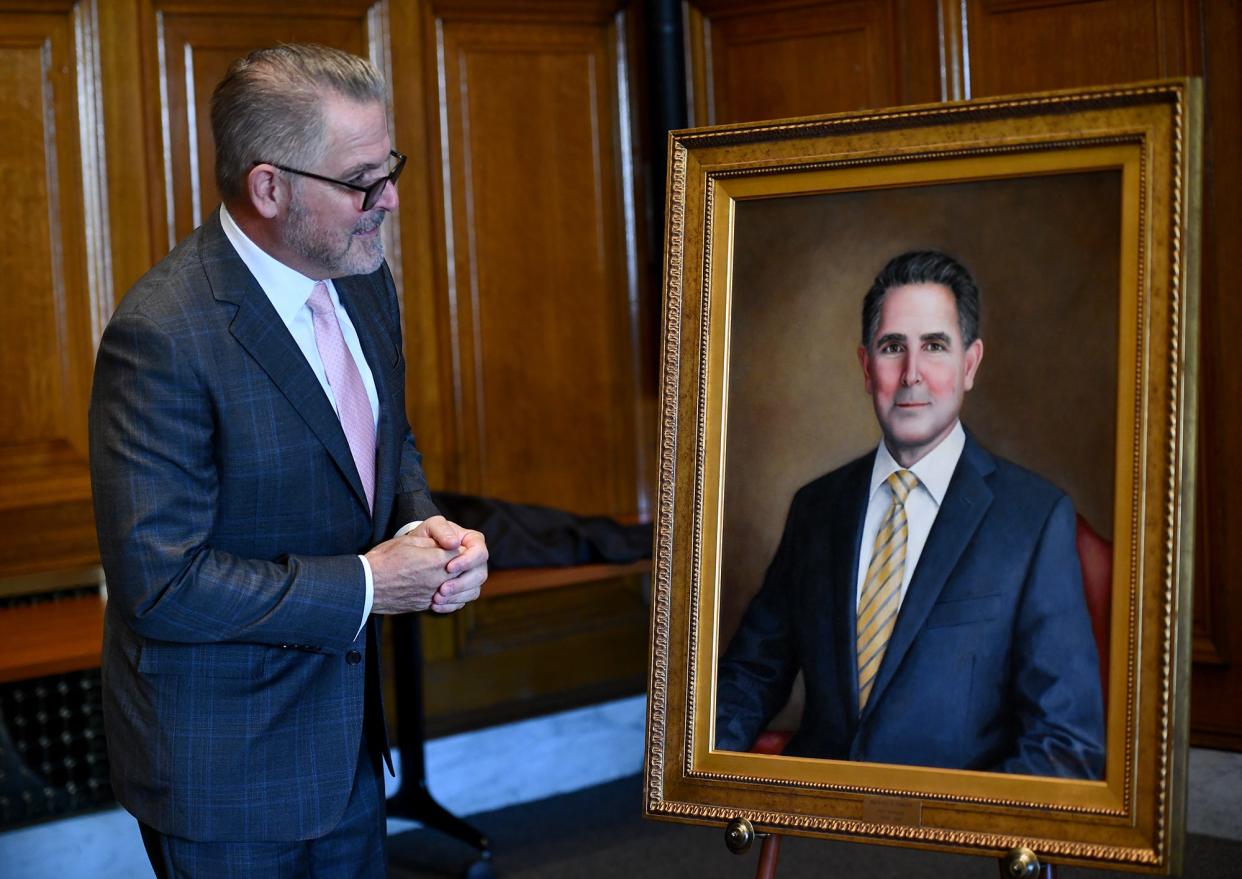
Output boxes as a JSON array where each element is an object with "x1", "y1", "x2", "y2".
[{"x1": 854, "y1": 420, "x2": 967, "y2": 608}]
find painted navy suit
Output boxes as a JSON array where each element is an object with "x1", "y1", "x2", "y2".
[
  {"x1": 89, "y1": 210, "x2": 438, "y2": 841},
  {"x1": 714, "y1": 433, "x2": 1105, "y2": 779}
]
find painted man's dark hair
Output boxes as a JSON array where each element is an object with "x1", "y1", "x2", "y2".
[{"x1": 860, "y1": 250, "x2": 981, "y2": 347}]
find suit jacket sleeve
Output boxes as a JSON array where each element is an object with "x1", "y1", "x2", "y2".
[
  {"x1": 997, "y1": 494, "x2": 1106, "y2": 778},
  {"x1": 91, "y1": 309, "x2": 368, "y2": 656},
  {"x1": 714, "y1": 492, "x2": 805, "y2": 751}
]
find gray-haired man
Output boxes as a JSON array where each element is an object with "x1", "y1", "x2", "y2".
[{"x1": 90, "y1": 44, "x2": 487, "y2": 876}]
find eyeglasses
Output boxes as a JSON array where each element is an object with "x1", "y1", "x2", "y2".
[{"x1": 262, "y1": 150, "x2": 406, "y2": 211}]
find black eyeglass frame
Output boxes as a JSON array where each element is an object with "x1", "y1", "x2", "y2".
[{"x1": 260, "y1": 150, "x2": 406, "y2": 211}]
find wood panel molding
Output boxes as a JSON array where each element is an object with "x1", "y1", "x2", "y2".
[
  {"x1": 0, "y1": 1, "x2": 111, "y2": 578},
  {"x1": 399, "y1": 0, "x2": 655, "y2": 730},
  {"x1": 387, "y1": 0, "x2": 454, "y2": 486},
  {"x1": 964, "y1": 0, "x2": 1197, "y2": 97},
  {"x1": 683, "y1": 0, "x2": 941, "y2": 126},
  {"x1": 431, "y1": 0, "x2": 625, "y2": 24},
  {"x1": 431, "y1": 6, "x2": 644, "y2": 516}
]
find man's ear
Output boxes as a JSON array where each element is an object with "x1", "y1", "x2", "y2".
[
  {"x1": 962, "y1": 338, "x2": 984, "y2": 391},
  {"x1": 857, "y1": 345, "x2": 874, "y2": 395},
  {"x1": 246, "y1": 164, "x2": 283, "y2": 219}
]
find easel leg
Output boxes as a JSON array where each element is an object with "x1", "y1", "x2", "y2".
[
  {"x1": 755, "y1": 834, "x2": 782, "y2": 879},
  {"x1": 385, "y1": 613, "x2": 492, "y2": 864}
]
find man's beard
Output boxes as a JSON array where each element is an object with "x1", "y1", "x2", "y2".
[{"x1": 285, "y1": 196, "x2": 386, "y2": 278}]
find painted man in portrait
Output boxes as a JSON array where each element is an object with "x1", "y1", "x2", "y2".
[{"x1": 714, "y1": 250, "x2": 1105, "y2": 779}]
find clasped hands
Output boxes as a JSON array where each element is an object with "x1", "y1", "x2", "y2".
[{"x1": 367, "y1": 516, "x2": 488, "y2": 614}]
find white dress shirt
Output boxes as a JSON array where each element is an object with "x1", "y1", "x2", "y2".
[
  {"x1": 854, "y1": 421, "x2": 966, "y2": 608},
  {"x1": 219, "y1": 205, "x2": 382, "y2": 635}
]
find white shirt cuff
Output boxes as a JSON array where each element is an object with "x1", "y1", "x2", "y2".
[
  {"x1": 394, "y1": 519, "x2": 422, "y2": 538},
  {"x1": 356, "y1": 555, "x2": 374, "y2": 640}
]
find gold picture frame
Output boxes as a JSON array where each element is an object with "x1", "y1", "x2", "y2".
[{"x1": 644, "y1": 80, "x2": 1201, "y2": 873}]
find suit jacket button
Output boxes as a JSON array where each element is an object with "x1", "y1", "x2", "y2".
[{"x1": 346, "y1": 650, "x2": 362, "y2": 665}]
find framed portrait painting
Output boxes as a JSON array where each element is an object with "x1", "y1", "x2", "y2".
[{"x1": 644, "y1": 80, "x2": 1201, "y2": 873}]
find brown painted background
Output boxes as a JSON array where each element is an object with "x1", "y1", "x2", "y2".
[{"x1": 718, "y1": 171, "x2": 1121, "y2": 684}]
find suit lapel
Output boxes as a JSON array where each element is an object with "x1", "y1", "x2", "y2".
[
  {"x1": 337, "y1": 274, "x2": 402, "y2": 539},
  {"x1": 861, "y1": 435, "x2": 995, "y2": 717},
  {"x1": 201, "y1": 212, "x2": 370, "y2": 515},
  {"x1": 828, "y1": 455, "x2": 873, "y2": 725}
]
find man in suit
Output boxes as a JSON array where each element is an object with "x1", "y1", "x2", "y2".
[
  {"x1": 89, "y1": 44, "x2": 487, "y2": 876},
  {"x1": 714, "y1": 250, "x2": 1105, "y2": 779}
]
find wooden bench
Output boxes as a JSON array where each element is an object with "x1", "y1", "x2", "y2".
[
  {"x1": 0, "y1": 593, "x2": 105, "y2": 685},
  {"x1": 0, "y1": 560, "x2": 651, "y2": 685}
]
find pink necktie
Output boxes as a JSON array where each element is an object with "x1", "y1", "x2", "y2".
[{"x1": 307, "y1": 282, "x2": 376, "y2": 512}]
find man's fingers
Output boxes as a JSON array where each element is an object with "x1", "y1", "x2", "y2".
[
  {"x1": 430, "y1": 590, "x2": 478, "y2": 613},
  {"x1": 420, "y1": 516, "x2": 466, "y2": 551},
  {"x1": 446, "y1": 530, "x2": 488, "y2": 574},
  {"x1": 399, "y1": 534, "x2": 440, "y2": 548},
  {"x1": 434, "y1": 571, "x2": 484, "y2": 603},
  {"x1": 434, "y1": 582, "x2": 482, "y2": 604}
]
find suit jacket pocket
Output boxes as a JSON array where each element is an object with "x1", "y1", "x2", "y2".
[
  {"x1": 137, "y1": 641, "x2": 267, "y2": 678},
  {"x1": 924, "y1": 594, "x2": 1003, "y2": 629}
]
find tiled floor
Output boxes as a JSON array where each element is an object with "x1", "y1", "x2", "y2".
[{"x1": 1, "y1": 695, "x2": 1238, "y2": 879}]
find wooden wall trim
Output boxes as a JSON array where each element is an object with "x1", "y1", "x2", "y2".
[
  {"x1": 390, "y1": 0, "x2": 455, "y2": 487},
  {"x1": 431, "y1": 0, "x2": 625, "y2": 24},
  {"x1": 0, "y1": 2, "x2": 99, "y2": 576},
  {"x1": 72, "y1": 0, "x2": 115, "y2": 347}
]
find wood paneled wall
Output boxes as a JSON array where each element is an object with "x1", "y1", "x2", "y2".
[
  {"x1": 0, "y1": 0, "x2": 654, "y2": 729},
  {"x1": 0, "y1": 0, "x2": 389, "y2": 587},
  {"x1": 685, "y1": 0, "x2": 942, "y2": 124},
  {"x1": 430, "y1": 1, "x2": 645, "y2": 516},
  {"x1": 5, "y1": 0, "x2": 1236, "y2": 742},
  {"x1": 0, "y1": 1, "x2": 107, "y2": 581},
  {"x1": 964, "y1": 0, "x2": 1196, "y2": 97},
  {"x1": 684, "y1": 0, "x2": 1240, "y2": 748},
  {"x1": 413, "y1": 0, "x2": 652, "y2": 728}
]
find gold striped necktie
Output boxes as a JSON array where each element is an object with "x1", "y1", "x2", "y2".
[{"x1": 857, "y1": 469, "x2": 919, "y2": 712}]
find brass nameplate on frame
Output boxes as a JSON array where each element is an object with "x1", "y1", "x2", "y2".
[{"x1": 644, "y1": 79, "x2": 1200, "y2": 874}]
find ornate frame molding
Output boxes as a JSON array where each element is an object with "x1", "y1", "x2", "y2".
[{"x1": 645, "y1": 80, "x2": 1201, "y2": 873}]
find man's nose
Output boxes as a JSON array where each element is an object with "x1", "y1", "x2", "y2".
[
  {"x1": 901, "y1": 352, "x2": 921, "y2": 386},
  {"x1": 373, "y1": 177, "x2": 399, "y2": 211}
]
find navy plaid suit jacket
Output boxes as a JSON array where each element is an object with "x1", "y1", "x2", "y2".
[{"x1": 89, "y1": 210, "x2": 439, "y2": 841}]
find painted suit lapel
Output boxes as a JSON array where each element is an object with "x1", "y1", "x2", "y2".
[
  {"x1": 201, "y1": 212, "x2": 373, "y2": 517},
  {"x1": 827, "y1": 454, "x2": 874, "y2": 727},
  {"x1": 859, "y1": 435, "x2": 995, "y2": 719}
]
